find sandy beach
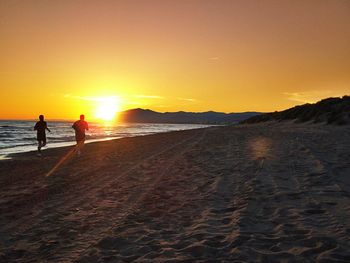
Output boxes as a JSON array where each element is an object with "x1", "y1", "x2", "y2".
[{"x1": 0, "y1": 123, "x2": 349, "y2": 262}]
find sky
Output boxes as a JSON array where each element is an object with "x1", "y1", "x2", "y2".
[{"x1": 1, "y1": 0, "x2": 349, "y2": 120}]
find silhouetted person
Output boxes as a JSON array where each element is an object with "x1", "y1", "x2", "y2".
[
  {"x1": 72, "y1": 114, "x2": 89, "y2": 156},
  {"x1": 34, "y1": 115, "x2": 51, "y2": 156}
]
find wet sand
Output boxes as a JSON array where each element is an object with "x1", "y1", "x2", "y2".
[{"x1": 0, "y1": 123, "x2": 349, "y2": 262}]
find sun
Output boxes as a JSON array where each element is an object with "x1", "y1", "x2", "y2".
[{"x1": 95, "y1": 96, "x2": 121, "y2": 121}]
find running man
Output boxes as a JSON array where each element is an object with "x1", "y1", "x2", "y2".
[
  {"x1": 34, "y1": 115, "x2": 51, "y2": 156},
  {"x1": 72, "y1": 114, "x2": 89, "y2": 156}
]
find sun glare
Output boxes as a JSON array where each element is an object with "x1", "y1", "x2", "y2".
[{"x1": 95, "y1": 96, "x2": 121, "y2": 121}]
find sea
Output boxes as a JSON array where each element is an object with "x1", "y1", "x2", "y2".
[{"x1": 0, "y1": 120, "x2": 212, "y2": 159}]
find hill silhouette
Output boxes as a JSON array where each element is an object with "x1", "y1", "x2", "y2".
[
  {"x1": 242, "y1": 96, "x2": 350, "y2": 125},
  {"x1": 119, "y1": 109, "x2": 260, "y2": 124}
]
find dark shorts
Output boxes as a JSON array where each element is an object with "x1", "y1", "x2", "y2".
[
  {"x1": 37, "y1": 133, "x2": 46, "y2": 142},
  {"x1": 75, "y1": 132, "x2": 85, "y2": 143}
]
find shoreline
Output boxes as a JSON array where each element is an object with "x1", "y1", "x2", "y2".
[
  {"x1": 1, "y1": 127, "x2": 211, "y2": 161},
  {"x1": 0, "y1": 124, "x2": 215, "y2": 160},
  {"x1": 0, "y1": 136, "x2": 123, "y2": 160}
]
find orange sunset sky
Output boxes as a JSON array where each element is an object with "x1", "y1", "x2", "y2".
[{"x1": 1, "y1": 0, "x2": 349, "y2": 121}]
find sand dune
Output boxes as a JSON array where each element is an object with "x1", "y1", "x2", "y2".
[{"x1": 0, "y1": 123, "x2": 349, "y2": 262}]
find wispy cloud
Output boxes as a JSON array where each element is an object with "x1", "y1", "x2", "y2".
[
  {"x1": 127, "y1": 101, "x2": 145, "y2": 105},
  {"x1": 135, "y1": 95, "x2": 164, "y2": 99},
  {"x1": 64, "y1": 94, "x2": 120, "y2": 102},
  {"x1": 284, "y1": 90, "x2": 344, "y2": 104},
  {"x1": 177, "y1": 97, "x2": 197, "y2": 102}
]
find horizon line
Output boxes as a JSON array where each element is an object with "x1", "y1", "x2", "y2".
[{"x1": 0, "y1": 108, "x2": 264, "y2": 122}]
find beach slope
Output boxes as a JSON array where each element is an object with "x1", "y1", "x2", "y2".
[{"x1": 0, "y1": 123, "x2": 349, "y2": 262}]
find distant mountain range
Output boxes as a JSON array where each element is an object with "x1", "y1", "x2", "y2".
[
  {"x1": 242, "y1": 96, "x2": 350, "y2": 125},
  {"x1": 119, "y1": 108, "x2": 261, "y2": 124}
]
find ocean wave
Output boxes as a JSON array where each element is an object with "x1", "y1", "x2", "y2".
[{"x1": 0, "y1": 121, "x2": 212, "y2": 157}]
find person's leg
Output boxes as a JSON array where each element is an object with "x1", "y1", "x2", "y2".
[
  {"x1": 79, "y1": 140, "x2": 85, "y2": 152},
  {"x1": 42, "y1": 138, "x2": 47, "y2": 147},
  {"x1": 38, "y1": 140, "x2": 42, "y2": 155},
  {"x1": 75, "y1": 140, "x2": 82, "y2": 156}
]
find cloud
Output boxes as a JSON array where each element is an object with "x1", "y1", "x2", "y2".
[
  {"x1": 177, "y1": 97, "x2": 197, "y2": 102},
  {"x1": 284, "y1": 90, "x2": 344, "y2": 104},
  {"x1": 127, "y1": 101, "x2": 145, "y2": 105},
  {"x1": 64, "y1": 94, "x2": 120, "y2": 102},
  {"x1": 134, "y1": 95, "x2": 164, "y2": 99}
]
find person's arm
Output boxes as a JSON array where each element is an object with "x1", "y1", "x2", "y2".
[
  {"x1": 34, "y1": 123, "x2": 38, "y2": 131},
  {"x1": 86, "y1": 122, "x2": 89, "y2": 131},
  {"x1": 45, "y1": 122, "x2": 51, "y2": 132}
]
